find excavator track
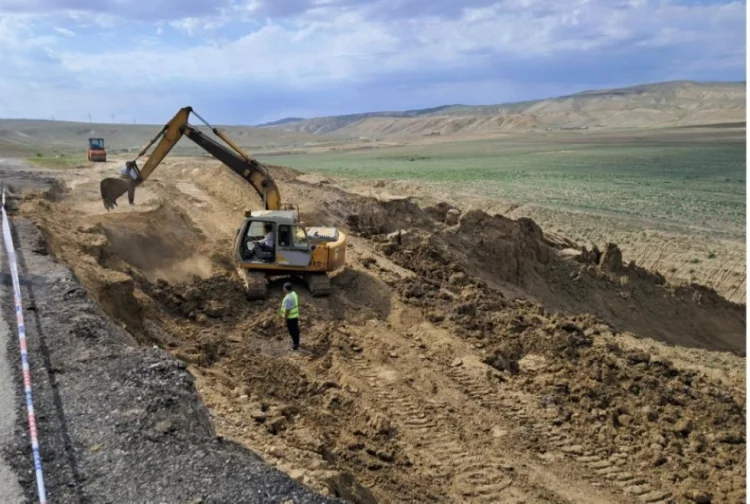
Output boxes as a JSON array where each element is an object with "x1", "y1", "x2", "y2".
[
  {"x1": 305, "y1": 273, "x2": 332, "y2": 297},
  {"x1": 238, "y1": 269, "x2": 268, "y2": 300}
]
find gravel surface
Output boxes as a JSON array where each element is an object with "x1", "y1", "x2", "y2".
[
  {"x1": 0, "y1": 252, "x2": 24, "y2": 504},
  {"x1": 0, "y1": 160, "x2": 340, "y2": 504}
]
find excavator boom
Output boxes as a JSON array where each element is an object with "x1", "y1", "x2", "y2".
[{"x1": 100, "y1": 107, "x2": 281, "y2": 211}]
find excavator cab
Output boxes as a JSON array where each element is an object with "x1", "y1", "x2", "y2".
[
  {"x1": 237, "y1": 213, "x2": 314, "y2": 267},
  {"x1": 87, "y1": 137, "x2": 107, "y2": 162},
  {"x1": 233, "y1": 211, "x2": 337, "y2": 300}
]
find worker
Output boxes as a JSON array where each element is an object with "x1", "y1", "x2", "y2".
[
  {"x1": 117, "y1": 161, "x2": 139, "y2": 206},
  {"x1": 261, "y1": 223, "x2": 274, "y2": 247},
  {"x1": 119, "y1": 160, "x2": 139, "y2": 181},
  {"x1": 258, "y1": 223, "x2": 274, "y2": 252},
  {"x1": 280, "y1": 282, "x2": 300, "y2": 351}
]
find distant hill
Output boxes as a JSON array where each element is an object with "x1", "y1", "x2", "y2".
[
  {"x1": 1, "y1": 81, "x2": 745, "y2": 157},
  {"x1": 256, "y1": 117, "x2": 307, "y2": 127},
  {"x1": 257, "y1": 81, "x2": 746, "y2": 137},
  {"x1": 0, "y1": 119, "x2": 328, "y2": 157},
  {"x1": 255, "y1": 105, "x2": 460, "y2": 129}
]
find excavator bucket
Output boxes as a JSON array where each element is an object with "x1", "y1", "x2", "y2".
[{"x1": 100, "y1": 177, "x2": 133, "y2": 211}]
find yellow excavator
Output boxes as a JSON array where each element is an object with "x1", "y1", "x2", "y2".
[{"x1": 99, "y1": 106, "x2": 346, "y2": 299}]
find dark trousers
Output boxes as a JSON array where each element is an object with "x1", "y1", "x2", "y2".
[{"x1": 286, "y1": 317, "x2": 300, "y2": 349}]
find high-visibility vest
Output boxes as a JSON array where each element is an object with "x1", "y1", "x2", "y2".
[{"x1": 281, "y1": 291, "x2": 299, "y2": 319}]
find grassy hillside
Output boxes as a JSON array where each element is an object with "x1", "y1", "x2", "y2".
[{"x1": 258, "y1": 80, "x2": 746, "y2": 137}]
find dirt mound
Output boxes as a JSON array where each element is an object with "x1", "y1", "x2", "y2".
[
  {"x1": 345, "y1": 197, "x2": 435, "y2": 237},
  {"x1": 268, "y1": 163, "x2": 304, "y2": 182},
  {"x1": 27, "y1": 194, "x2": 215, "y2": 282},
  {"x1": 143, "y1": 274, "x2": 249, "y2": 320},
  {"x1": 353, "y1": 198, "x2": 745, "y2": 355},
  {"x1": 378, "y1": 237, "x2": 746, "y2": 502},
  {"x1": 20, "y1": 193, "x2": 225, "y2": 340},
  {"x1": 421, "y1": 201, "x2": 463, "y2": 225},
  {"x1": 187, "y1": 162, "x2": 304, "y2": 211},
  {"x1": 447, "y1": 210, "x2": 552, "y2": 289},
  {"x1": 96, "y1": 204, "x2": 214, "y2": 282}
]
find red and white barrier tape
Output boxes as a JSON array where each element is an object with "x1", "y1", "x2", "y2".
[{"x1": 1, "y1": 189, "x2": 47, "y2": 503}]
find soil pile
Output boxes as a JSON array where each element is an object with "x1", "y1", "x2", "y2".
[
  {"x1": 357, "y1": 197, "x2": 746, "y2": 355},
  {"x1": 381, "y1": 248, "x2": 746, "y2": 501}
]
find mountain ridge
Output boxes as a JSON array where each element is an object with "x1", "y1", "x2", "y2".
[{"x1": 256, "y1": 80, "x2": 746, "y2": 137}]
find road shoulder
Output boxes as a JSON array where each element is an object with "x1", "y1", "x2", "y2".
[{"x1": 0, "y1": 266, "x2": 24, "y2": 503}]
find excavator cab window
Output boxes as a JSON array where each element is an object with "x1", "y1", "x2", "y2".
[
  {"x1": 276, "y1": 224, "x2": 312, "y2": 268},
  {"x1": 245, "y1": 220, "x2": 271, "y2": 241},
  {"x1": 278, "y1": 226, "x2": 292, "y2": 247},
  {"x1": 292, "y1": 226, "x2": 309, "y2": 248},
  {"x1": 278, "y1": 225, "x2": 310, "y2": 251},
  {"x1": 242, "y1": 220, "x2": 276, "y2": 262}
]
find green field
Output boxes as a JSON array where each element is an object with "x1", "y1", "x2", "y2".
[
  {"x1": 257, "y1": 132, "x2": 747, "y2": 240},
  {"x1": 2, "y1": 123, "x2": 745, "y2": 241},
  {"x1": 25, "y1": 152, "x2": 89, "y2": 169}
]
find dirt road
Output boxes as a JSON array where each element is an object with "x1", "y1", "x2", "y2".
[{"x1": 6, "y1": 156, "x2": 747, "y2": 503}]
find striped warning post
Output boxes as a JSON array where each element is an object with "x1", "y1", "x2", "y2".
[{"x1": 1, "y1": 189, "x2": 47, "y2": 504}]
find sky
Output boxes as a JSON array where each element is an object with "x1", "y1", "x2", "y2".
[{"x1": 0, "y1": 0, "x2": 745, "y2": 124}]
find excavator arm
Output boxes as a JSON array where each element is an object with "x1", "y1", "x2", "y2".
[{"x1": 100, "y1": 106, "x2": 281, "y2": 211}]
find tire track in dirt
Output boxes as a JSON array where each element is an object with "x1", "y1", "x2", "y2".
[
  {"x1": 335, "y1": 317, "x2": 632, "y2": 504},
  {"x1": 444, "y1": 364, "x2": 675, "y2": 504},
  {"x1": 346, "y1": 353, "x2": 529, "y2": 503}
]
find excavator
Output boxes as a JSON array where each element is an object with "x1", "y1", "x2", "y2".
[{"x1": 99, "y1": 106, "x2": 346, "y2": 300}]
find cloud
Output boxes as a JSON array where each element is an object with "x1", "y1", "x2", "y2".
[
  {"x1": 233, "y1": 0, "x2": 506, "y2": 21},
  {"x1": 53, "y1": 26, "x2": 75, "y2": 36},
  {"x1": 0, "y1": 0, "x2": 234, "y2": 21},
  {"x1": 0, "y1": 0, "x2": 744, "y2": 123}
]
